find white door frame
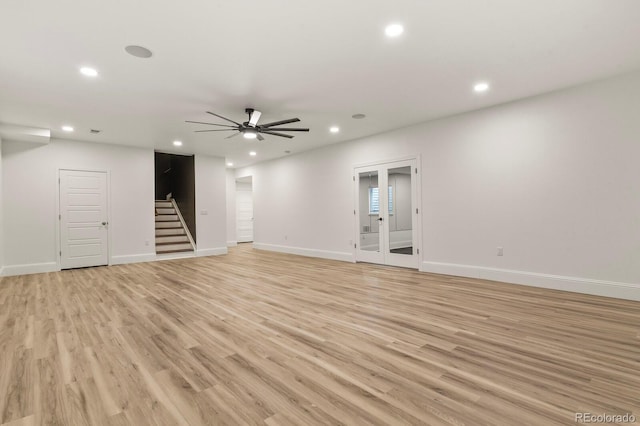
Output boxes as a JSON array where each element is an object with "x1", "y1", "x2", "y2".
[
  {"x1": 57, "y1": 168, "x2": 112, "y2": 268},
  {"x1": 353, "y1": 156, "x2": 422, "y2": 269}
]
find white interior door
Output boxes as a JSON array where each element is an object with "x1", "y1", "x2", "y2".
[
  {"x1": 236, "y1": 184, "x2": 254, "y2": 243},
  {"x1": 59, "y1": 170, "x2": 109, "y2": 269},
  {"x1": 355, "y1": 159, "x2": 419, "y2": 268}
]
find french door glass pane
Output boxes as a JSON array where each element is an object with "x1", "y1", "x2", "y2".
[
  {"x1": 359, "y1": 171, "x2": 380, "y2": 252},
  {"x1": 386, "y1": 166, "x2": 413, "y2": 256}
]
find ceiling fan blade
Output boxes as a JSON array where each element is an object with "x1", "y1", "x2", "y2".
[
  {"x1": 257, "y1": 133, "x2": 264, "y2": 141},
  {"x1": 260, "y1": 130, "x2": 294, "y2": 139},
  {"x1": 185, "y1": 120, "x2": 237, "y2": 128},
  {"x1": 206, "y1": 111, "x2": 241, "y2": 126},
  {"x1": 261, "y1": 128, "x2": 309, "y2": 132},
  {"x1": 195, "y1": 129, "x2": 237, "y2": 132},
  {"x1": 225, "y1": 132, "x2": 241, "y2": 139},
  {"x1": 248, "y1": 110, "x2": 262, "y2": 127},
  {"x1": 259, "y1": 118, "x2": 300, "y2": 128}
]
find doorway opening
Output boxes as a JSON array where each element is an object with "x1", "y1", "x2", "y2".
[
  {"x1": 235, "y1": 176, "x2": 253, "y2": 243},
  {"x1": 154, "y1": 152, "x2": 196, "y2": 254},
  {"x1": 354, "y1": 158, "x2": 420, "y2": 269}
]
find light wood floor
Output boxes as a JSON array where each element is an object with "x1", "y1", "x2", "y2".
[{"x1": 0, "y1": 245, "x2": 638, "y2": 425}]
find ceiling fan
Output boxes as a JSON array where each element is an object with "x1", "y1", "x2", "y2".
[{"x1": 186, "y1": 108, "x2": 310, "y2": 141}]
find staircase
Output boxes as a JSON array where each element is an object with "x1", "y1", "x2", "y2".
[{"x1": 155, "y1": 200, "x2": 194, "y2": 255}]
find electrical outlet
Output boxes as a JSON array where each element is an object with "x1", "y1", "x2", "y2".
[
  {"x1": 497, "y1": 246, "x2": 503, "y2": 256},
  {"x1": 200, "y1": 210, "x2": 208, "y2": 215}
]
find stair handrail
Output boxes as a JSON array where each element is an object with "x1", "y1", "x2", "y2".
[{"x1": 169, "y1": 199, "x2": 197, "y2": 252}]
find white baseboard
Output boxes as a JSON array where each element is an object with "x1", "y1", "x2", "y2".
[
  {"x1": 254, "y1": 243, "x2": 354, "y2": 263},
  {"x1": 196, "y1": 247, "x2": 228, "y2": 257},
  {"x1": 111, "y1": 253, "x2": 157, "y2": 265},
  {"x1": 2, "y1": 262, "x2": 59, "y2": 277},
  {"x1": 421, "y1": 261, "x2": 640, "y2": 301},
  {"x1": 227, "y1": 241, "x2": 238, "y2": 247}
]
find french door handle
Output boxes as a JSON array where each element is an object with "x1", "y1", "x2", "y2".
[
  {"x1": 378, "y1": 217, "x2": 383, "y2": 222},
  {"x1": 101, "y1": 221, "x2": 108, "y2": 226}
]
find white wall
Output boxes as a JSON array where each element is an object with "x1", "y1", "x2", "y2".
[
  {"x1": 2, "y1": 139, "x2": 156, "y2": 274},
  {"x1": 240, "y1": 71, "x2": 640, "y2": 300},
  {"x1": 225, "y1": 169, "x2": 237, "y2": 246},
  {"x1": 0, "y1": 136, "x2": 4, "y2": 274},
  {"x1": 194, "y1": 155, "x2": 228, "y2": 256}
]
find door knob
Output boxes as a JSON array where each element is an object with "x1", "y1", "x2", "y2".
[
  {"x1": 378, "y1": 217, "x2": 383, "y2": 222},
  {"x1": 101, "y1": 221, "x2": 108, "y2": 226}
]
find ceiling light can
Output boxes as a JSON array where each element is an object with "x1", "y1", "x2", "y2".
[
  {"x1": 80, "y1": 67, "x2": 98, "y2": 77},
  {"x1": 385, "y1": 24, "x2": 404, "y2": 37},
  {"x1": 474, "y1": 82, "x2": 490, "y2": 92}
]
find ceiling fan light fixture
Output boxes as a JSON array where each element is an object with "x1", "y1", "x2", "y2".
[{"x1": 243, "y1": 130, "x2": 258, "y2": 139}]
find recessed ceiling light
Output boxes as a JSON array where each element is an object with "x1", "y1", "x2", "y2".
[
  {"x1": 352, "y1": 113, "x2": 366, "y2": 119},
  {"x1": 226, "y1": 162, "x2": 233, "y2": 167},
  {"x1": 329, "y1": 126, "x2": 340, "y2": 133},
  {"x1": 80, "y1": 67, "x2": 98, "y2": 77},
  {"x1": 173, "y1": 140, "x2": 182, "y2": 146},
  {"x1": 249, "y1": 151, "x2": 257, "y2": 156},
  {"x1": 385, "y1": 23, "x2": 404, "y2": 38},
  {"x1": 61, "y1": 125, "x2": 74, "y2": 132},
  {"x1": 125, "y1": 45, "x2": 153, "y2": 59},
  {"x1": 474, "y1": 82, "x2": 490, "y2": 93}
]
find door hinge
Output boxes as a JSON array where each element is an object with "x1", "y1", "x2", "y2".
[
  {"x1": 417, "y1": 248, "x2": 420, "y2": 254},
  {"x1": 415, "y1": 168, "x2": 418, "y2": 174},
  {"x1": 353, "y1": 209, "x2": 356, "y2": 215},
  {"x1": 59, "y1": 251, "x2": 62, "y2": 256},
  {"x1": 416, "y1": 208, "x2": 418, "y2": 214},
  {"x1": 354, "y1": 243, "x2": 357, "y2": 248},
  {"x1": 59, "y1": 214, "x2": 61, "y2": 220},
  {"x1": 352, "y1": 176, "x2": 355, "y2": 181}
]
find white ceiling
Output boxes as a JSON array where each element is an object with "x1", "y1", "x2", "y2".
[{"x1": 1, "y1": 0, "x2": 639, "y2": 167}]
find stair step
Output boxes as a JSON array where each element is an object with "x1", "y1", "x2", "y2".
[
  {"x1": 156, "y1": 235, "x2": 189, "y2": 244},
  {"x1": 155, "y1": 201, "x2": 173, "y2": 208},
  {"x1": 156, "y1": 214, "x2": 179, "y2": 221},
  {"x1": 156, "y1": 243, "x2": 193, "y2": 253},
  {"x1": 155, "y1": 228, "x2": 186, "y2": 236},
  {"x1": 156, "y1": 208, "x2": 175, "y2": 215},
  {"x1": 155, "y1": 221, "x2": 182, "y2": 229}
]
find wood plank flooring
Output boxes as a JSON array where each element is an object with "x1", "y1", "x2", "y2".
[{"x1": 0, "y1": 244, "x2": 638, "y2": 425}]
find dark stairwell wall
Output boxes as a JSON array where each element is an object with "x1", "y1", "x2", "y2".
[{"x1": 154, "y1": 152, "x2": 196, "y2": 243}]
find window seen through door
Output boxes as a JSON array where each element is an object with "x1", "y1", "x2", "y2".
[{"x1": 369, "y1": 186, "x2": 393, "y2": 214}]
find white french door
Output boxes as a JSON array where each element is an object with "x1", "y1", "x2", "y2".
[
  {"x1": 354, "y1": 159, "x2": 419, "y2": 268},
  {"x1": 59, "y1": 169, "x2": 109, "y2": 269}
]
